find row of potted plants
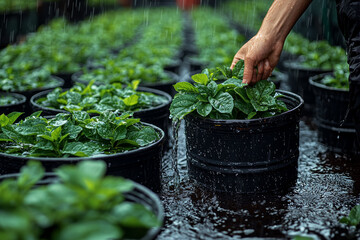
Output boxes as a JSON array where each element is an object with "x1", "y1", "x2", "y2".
[
  {"x1": 282, "y1": 32, "x2": 347, "y2": 115},
  {"x1": 187, "y1": 7, "x2": 245, "y2": 70},
  {"x1": 78, "y1": 8, "x2": 184, "y2": 95},
  {"x1": 0, "y1": 10, "x2": 145, "y2": 89}
]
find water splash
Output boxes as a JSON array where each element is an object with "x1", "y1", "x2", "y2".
[{"x1": 171, "y1": 119, "x2": 181, "y2": 189}]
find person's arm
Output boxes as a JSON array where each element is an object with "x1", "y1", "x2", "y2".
[{"x1": 231, "y1": 0, "x2": 312, "y2": 84}]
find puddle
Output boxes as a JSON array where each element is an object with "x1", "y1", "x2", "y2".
[{"x1": 159, "y1": 121, "x2": 360, "y2": 239}]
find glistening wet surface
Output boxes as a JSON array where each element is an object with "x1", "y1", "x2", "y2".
[{"x1": 159, "y1": 121, "x2": 360, "y2": 240}]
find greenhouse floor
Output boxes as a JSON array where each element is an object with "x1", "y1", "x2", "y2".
[{"x1": 157, "y1": 75, "x2": 360, "y2": 240}]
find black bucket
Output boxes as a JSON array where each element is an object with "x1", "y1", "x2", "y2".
[
  {"x1": 163, "y1": 58, "x2": 182, "y2": 75},
  {"x1": 184, "y1": 90, "x2": 304, "y2": 193},
  {"x1": 0, "y1": 92, "x2": 26, "y2": 114},
  {"x1": 53, "y1": 72, "x2": 75, "y2": 89},
  {"x1": 0, "y1": 172, "x2": 164, "y2": 240},
  {"x1": 30, "y1": 87, "x2": 172, "y2": 133},
  {"x1": 0, "y1": 122, "x2": 165, "y2": 192},
  {"x1": 183, "y1": 57, "x2": 208, "y2": 73},
  {"x1": 309, "y1": 73, "x2": 359, "y2": 154},
  {"x1": 284, "y1": 60, "x2": 331, "y2": 116}
]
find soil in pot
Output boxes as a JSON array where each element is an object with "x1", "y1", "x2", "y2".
[
  {"x1": 309, "y1": 73, "x2": 359, "y2": 154},
  {"x1": 0, "y1": 160, "x2": 164, "y2": 240},
  {"x1": 0, "y1": 111, "x2": 165, "y2": 192},
  {"x1": 0, "y1": 92, "x2": 26, "y2": 114},
  {"x1": 284, "y1": 60, "x2": 332, "y2": 116}
]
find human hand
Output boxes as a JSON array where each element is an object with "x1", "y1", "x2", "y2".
[{"x1": 231, "y1": 34, "x2": 284, "y2": 85}]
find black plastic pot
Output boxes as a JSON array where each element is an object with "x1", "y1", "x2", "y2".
[
  {"x1": 0, "y1": 122, "x2": 165, "y2": 192},
  {"x1": 0, "y1": 173, "x2": 164, "y2": 240},
  {"x1": 183, "y1": 57, "x2": 208, "y2": 73},
  {"x1": 309, "y1": 74, "x2": 359, "y2": 154},
  {"x1": 0, "y1": 92, "x2": 26, "y2": 114},
  {"x1": 53, "y1": 72, "x2": 74, "y2": 88},
  {"x1": 37, "y1": 0, "x2": 62, "y2": 27},
  {"x1": 163, "y1": 58, "x2": 182, "y2": 75},
  {"x1": 184, "y1": 90, "x2": 304, "y2": 193},
  {"x1": 30, "y1": 87, "x2": 172, "y2": 133},
  {"x1": 284, "y1": 60, "x2": 332, "y2": 116},
  {"x1": 0, "y1": 11, "x2": 21, "y2": 47}
]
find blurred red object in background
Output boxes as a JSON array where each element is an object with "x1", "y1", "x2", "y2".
[
  {"x1": 120, "y1": 0, "x2": 132, "y2": 7},
  {"x1": 176, "y1": 0, "x2": 200, "y2": 10}
]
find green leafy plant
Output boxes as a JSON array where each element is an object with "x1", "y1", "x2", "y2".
[
  {"x1": 0, "y1": 111, "x2": 160, "y2": 157},
  {"x1": 340, "y1": 205, "x2": 360, "y2": 227},
  {"x1": 0, "y1": 94, "x2": 20, "y2": 106},
  {"x1": 0, "y1": 67, "x2": 60, "y2": 92},
  {"x1": 284, "y1": 33, "x2": 347, "y2": 70},
  {"x1": 170, "y1": 61, "x2": 288, "y2": 121},
  {"x1": 0, "y1": 160, "x2": 160, "y2": 240},
  {"x1": 36, "y1": 80, "x2": 168, "y2": 113},
  {"x1": 79, "y1": 61, "x2": 173, "y2": 85},
  {"x1": 320, "y1": 64, "x2": 349, "y2": 90},
  {"x1": 0, "y1": 0, "x2": 38, "y2": 11}
]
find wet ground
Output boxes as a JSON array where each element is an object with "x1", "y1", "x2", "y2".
[{"x1": 157, "y1": 76, "x2": 360, "y2": 239}]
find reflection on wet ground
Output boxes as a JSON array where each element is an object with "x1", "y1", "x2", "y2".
[{"x1": 159, "y1": 121, "x2": 360, "y2": 240}]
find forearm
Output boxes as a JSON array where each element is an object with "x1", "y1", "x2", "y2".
[{"x1": 258, "y1": 0, "x2": 312, "y2": 43}]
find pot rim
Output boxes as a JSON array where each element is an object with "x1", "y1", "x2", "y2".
[
  {"x1": 184, "y1": 90, "x2": 304, "y2": 124},
  {"x1": 30, "y1": 86, "x2": 172, "y2": 115},
  {"x1": 309, "y1": 73, "x2": 349, "y2": 93},
  {"x1": 0, "y1": 92, "x2": 27, "y2": 107},
  {"x1": 0, "y1": 121, "x2": 164, "y2": 162}
]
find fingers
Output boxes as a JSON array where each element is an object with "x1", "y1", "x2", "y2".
[
  {"x1": 242, "y1": 57, "x2": 255, "y2": 84},
  {"x1": 256, "y1": 61, "x2": 264, "y2": 82},
  {"x1": 231, "y1": 51, "x2": 244, "y2": 70},
  {"x1": 263, "y1": 59, "x2": 273, "y2": 80}
]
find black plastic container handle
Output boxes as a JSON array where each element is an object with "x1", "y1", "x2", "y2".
[
  {"x1": 184, "y1": 90, "x2": 304, "y2": 193},
  {"x1": 0, "y1": 92, "x2": 26, "y2": 115},
  {"x1": 0, "y1": 173, "x2": 164, "y2": 240},
  {"x1": 0, "y1": 122, "x2": 165, "y2": 192},
  {"x1": 30, "y1": 87, "x2": 172, "y2": 133}
]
